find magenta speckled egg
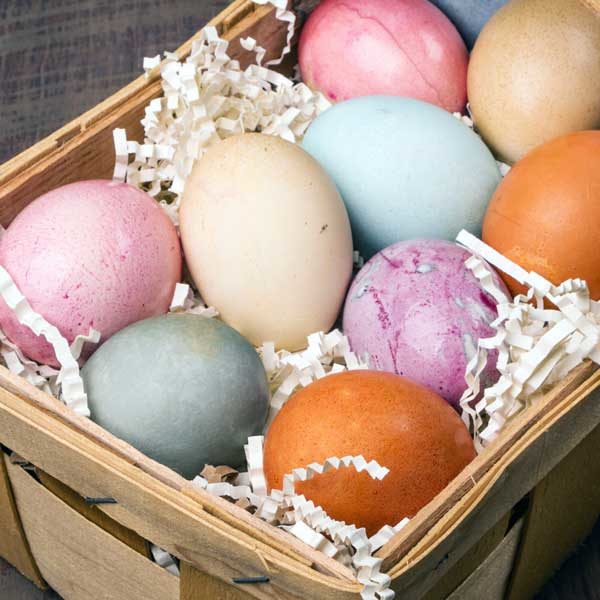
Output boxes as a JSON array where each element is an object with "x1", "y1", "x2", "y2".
[
  {"x1": 0, "y1": 180, "x2": 182, "y2": 366},
  {"x1": 343, "y1": 240, "x2": 508, "y2": 408},
  {"x1": 299, "y1": 0, "x2": 469, "y2": 112}
]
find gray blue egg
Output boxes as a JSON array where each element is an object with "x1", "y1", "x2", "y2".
[
  {"x1": 82, "y1": 314, "x2": 269, "y2": 479},
  {"x1": 429, "y1": 0, "x2": 509, "y2": 49}
]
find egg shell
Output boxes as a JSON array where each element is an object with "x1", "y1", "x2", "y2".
[
  {"x1": 302, "y1": 96, "x2": 501, "y2": 260},
  {"x1": 482, "y1": 131, "x2": 600, "y2": 300},
  {"x1": 467, "y1": 0, "x2": 600, "y2": 164},
  {"x1": 428, "y1": 0, "x2": 509, "y2": 48},
  {"x1": 179, "y1": 133, "x2": 353, "y2": 351},
  {"x1": 82, "y1": 314, "x2": 269, "y2": 479},
  {"x1": 264, "y1": 370, "x2": 476, "y2": 535},
  {"x1": 343, "y1": 240, "x2": 507, "y2": 408},
  {"x1": 0, "y1": 180, "x2": 181, "y2": 366},
  {"x1": 299, "y1": 0, "x2": 468, "y2": 112}
]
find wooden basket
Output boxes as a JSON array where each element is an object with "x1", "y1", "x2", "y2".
[{"x1": 0, "y1": 2, "x2": 599, "y2": 598}]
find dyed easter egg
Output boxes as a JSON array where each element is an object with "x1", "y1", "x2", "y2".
[
  {"x1": 180, "y1": 133, "x2": 353, "y2": 351},
  {"x1": 429, "y1": 0, "x2": 509, "y2": 48},
  {"x1": 483, "y1": 131, "x2": 600, "y2": 299},
  {"x1": 299, "y1": 0, "x2": 468, "y2": 112},
  {"x1": 302, "y1": 96, "x2": 501, "y2": 260},
  {"x1": 264, "y1": 370, "x2": 476, "y2": 535},
  {"x1": 83, "y1": 314, "x2": 269, "y2": 479},
  {"x1": 343, "y1": 240, "x2": 508, "y2": 408},
  {"x1": 0, "y1": 180, "x2": 181, "y2": 366},
  {"x1": 468, "y1": 0, "x2": 600, "y2": 163}
]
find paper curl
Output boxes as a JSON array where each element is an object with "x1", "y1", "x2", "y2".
[
  {"x1": 113, "y1": 16, "x2": 330, "y2": 223},
  {"x1": 196, "y1": 434, "x2": 402, "y2": 600},
  {"x1": 0, "y1": 266, "x2": 98, "y2": 416},
  {"x1": 259, "y1": 329, "x2": 369, "y2": 428},
  {"x1": 457, "y1": 230, "x2": 600, "y2": 449}
]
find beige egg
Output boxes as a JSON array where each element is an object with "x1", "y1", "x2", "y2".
[
  {"x1": 467, "y1": 0, "x2": 600, "y2": 164},
  {"x1": 179, "y1": 133, "x2": 353, "y2": 350}
]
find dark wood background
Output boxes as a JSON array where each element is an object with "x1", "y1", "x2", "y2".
[
  {"x1": 0, "y1": 1, "x2": 598, "y2": 598},
  {"x1": 0, "y1": 0, "x2": 230, "y2": 163}
]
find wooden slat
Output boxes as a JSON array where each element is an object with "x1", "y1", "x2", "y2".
[
  {"x1": 380, "y1": 361, "x2": 598, "y2": 567},
  {"x1": 0, "y1": 384, "x2": 361, "y2": 600},
  {"x1": 0, "y1": 365, "x2": 356, "y2": 587},
  {"x1": 6, "y1": 457, "x2": 179, "y2": 600},
  {"x1": 506, "y1": 421, "x2": 600, "y2": 600},
  {"x1": 180, "y1": 561, "x2": 253, "y2": 600},
  {"x1": 421, "y1": 511, "x2": 511, "y2": 600},
  {"x1": 388, "y1": 369, "x2": 600, "y2": 598},
  {"x1": 36, "y1": 469, "x2": 150, "y2": 559},
  {"x1": 0, "y1": 452, "x2": 46, "y2": 589},
  {"x1": 447, "y1": 518, "x2": 525, "y2": 600}
]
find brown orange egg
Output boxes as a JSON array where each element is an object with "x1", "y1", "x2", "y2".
[
  {"x1": 482, "y1": 131, "x2": 600, "y2": 299},
  {"x1": 263, "y1": 371, "x2": 476, "y2": 535}
]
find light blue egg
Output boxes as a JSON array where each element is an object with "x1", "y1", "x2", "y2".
[{"x1": 302, "y1": 96, "x2": 501, "y2": 260}]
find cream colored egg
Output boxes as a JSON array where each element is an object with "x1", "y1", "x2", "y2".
[{"x1": 180, "y1": 133, "x2": 353, "y2": 350}]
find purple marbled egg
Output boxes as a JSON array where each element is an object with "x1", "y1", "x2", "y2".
[{"x1": 342, "y1": 239, "x2": 508, "y2": 409}]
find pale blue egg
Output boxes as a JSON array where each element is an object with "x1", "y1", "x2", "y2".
[{"x1": 302, "y1": 96, "x2": 501, "y2": 260}]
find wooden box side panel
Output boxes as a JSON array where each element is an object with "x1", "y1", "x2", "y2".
[
  {"x1": 0, "y1": 453, "x2": 46, "y2": 589},
  {"x1": 0, "y1": 384, "x2": 361, "y2": 600},
  {"x1": 389, "y1": 369, "x2": 600, "y2": 598},
  {"x1": 5, "y1": 456, "x2": 180, "y2": 600},
  {"x1": 447, "y1": 517, "x2": 525, "y2": 600},
  {"x1": 506, "y1": 420, "x2": 600, "y2": 600}
]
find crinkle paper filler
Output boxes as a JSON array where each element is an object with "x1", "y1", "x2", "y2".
[
  {"x1": 457, "y1": 230, "x2": 600, "y2": 451},
  {"x1": 194, "y1": 436, "x2": 410, "y2": 600},
  {"x1": 112, "y1": 1, "x2": 330, "y2": 225}
]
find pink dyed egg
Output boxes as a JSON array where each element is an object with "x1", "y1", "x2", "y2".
[
  {"x1": 343, "y1": 240, "x2": 508, "y2": 408},
  {"x1": 299, "y1": 0, "x2": 469, "y2": 112},
  {"x1": 0, "y1": 180, "x2": 181, "y2": 366}
]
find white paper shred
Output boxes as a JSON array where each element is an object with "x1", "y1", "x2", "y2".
[
  {"x1": 150, "y1": 544, "x2": 180, "y2": 576},
  {"x1": 194, "y1": 436, "x2": 402, "y2": 599},
  {"x1": 168, "y1": 282, "x2": 219, "y2": 318},
  {"x1": 456, "y1": 230, "x2": 600, "y2": 451},
  {"x1": 258, "y1": 329, "x2": 369, "y2": 428},
  {"x1": 112, "y1": 3, "x2": 330, "y2": 224},
  {"x1": 0, "y1": 266, "x2": 98, "y2": 416}
]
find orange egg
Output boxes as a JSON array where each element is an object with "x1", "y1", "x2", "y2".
[
  {"x1": 482, "y1": 131, "x2": 600, "y2": 299},
  {"x1": 263, "y1": 371, "x2": 475, "y2": 535}
]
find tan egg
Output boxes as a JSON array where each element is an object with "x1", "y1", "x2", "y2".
[
  {"x1": 467, "y1": 0, "x2": 600, "y2": 164},
  {"x1": 179, "y1": 133, "x2": 353, "y2": 350}
]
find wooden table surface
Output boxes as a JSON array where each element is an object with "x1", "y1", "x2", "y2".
[
  {"x1": 0, "y1": 0, "x2": 229, "y2": 163},
  {"x1": 0, "y1": 1, "x2": 598, "y2": 599}
]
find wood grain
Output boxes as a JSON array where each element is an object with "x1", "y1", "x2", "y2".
[
  {"x1": 6, "y1": 457, "x2": 179, "y2": 600},
  {"x1": 0, "y1": 1, "x2": 285, "y2": 227},
  {"x1": 0, "y1": 383, "x2": 361, "y2": 600},
  {"x1": 387, "y1": 369, "x2": 600, "y2": 598},
  {"x1": 0, "y1": 0, "x2": 232, "y2": 164},
  {"x1": 421, "y1": 510, "x2": 511, "y2": 600},
  {"x1": 0, "y1": 365, "x2": 357, "y2": 586},
  {"x1": 36, "y1": 469, "x2": 150, "y2": 559},
  {"x1": 180, "y1": 561, "x2": 253, "y2": 600},
  {"x1": 447, "y1": 518, "x2": 525, "y2": 600},
  {"x1": 506, "y1": 421, "x2": 600, "y2": 599},
  {"x1": 379, "y1": 361, "x2": 598, "y2": 567},
  {"x1": 0, "y1": 451, "x2": 46, "y2": 589}
]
